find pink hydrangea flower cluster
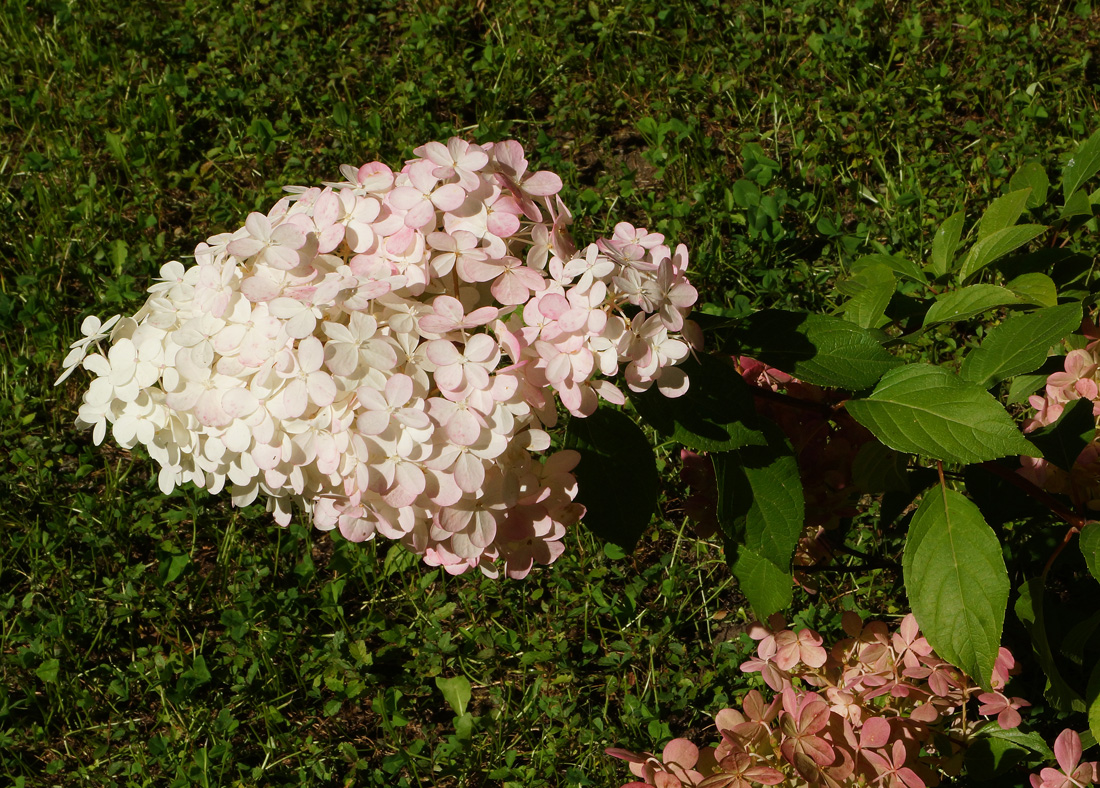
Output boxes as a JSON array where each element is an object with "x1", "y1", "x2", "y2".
[
  {"x1": 1031, "y1": 729, "x2": 1099, "y2": 788},
  {"x1": 609, "y1": 613, "x2": 1030, "y2": 788},
  {"x1": 1019, "y1": 338, "x2": 1100, "y2": 509},
  {"x1": 55, "y1": 138, "x2": 699, "y2": 578}
]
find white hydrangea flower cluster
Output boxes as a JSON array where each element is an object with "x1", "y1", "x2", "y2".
[{"x1": 57, "y1": 138, "x2": 699, "y2": 578}]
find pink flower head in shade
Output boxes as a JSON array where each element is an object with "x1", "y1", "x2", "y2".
[
  {"x1": 612, "y1": 612, "x2": 1039, "y2": 788},
  {"x1": 1030, "y1": 729, "x2": 1100, "y2": 788},
  {"x1": 57, "y1": 137, "x2": 699, "y2": 579},
  {"x1": 1020, "y1": 331, "x2": 1100, "y2": 507}
]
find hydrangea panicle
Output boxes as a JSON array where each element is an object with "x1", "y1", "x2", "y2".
[{"x1": 57, "y1": 138, "x2": 699, "y2": 578}]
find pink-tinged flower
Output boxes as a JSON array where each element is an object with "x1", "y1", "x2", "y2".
[
  {"x1": 715, "y1": 690, "x2": 779, "y2": 749},
  {"x1": 863, "y1": 739, "x2": 925, "y2": 788},
  {"x1": 891, "y1": 615, "x2": 934, "y2": 670},
  {"x1": 1047, "y1": 349, "x2": 1099, "y2": 403},
  {"x1": 976, "y1": 690, "x2": 1030, "y2": 729},
  {"x1": 388, "y1": 160, "x2": 467, "y2": 229},
  {"x1": 489, "y1": 139, "x2": 563, "y2": 221},
  {"x1": 1030, "y1": 730, "x2": 1099, "y2": 788},
  {"x1": 612, "y1": 221, "x2": 665, "y2": 249},
  {"x1": 418, "y1": 294, "x2": 499, "y2": 336},
  {"x1": 459, "y1": 254, "x2": 548, "y2": 305},
  {"x1": 426, "y1": 229, "x2": 487, "y2": 278},
  {"x1": 227, "y1": 211, "x2": 308, "y2": 270},
  {"x1": 324, "y1": 161, "x2": 395, "y2": 194},
  {"x1": 991, "y1": 646, "x2": 1022, "y2": 689},
  {"x1": 771, "y1": 628, "x2": 828, "y2": 670},
  {"x1": 417, "y1": 138, "x2": 489, "y2": 191},
  {"x1": 701, "y1": 752, "x2": 785, "y2": 788},
  {"x1": 778, "y1": 688, "x2": 835, "y2": 772},
  {"x1": 56, "y1": 314, "x2": 122, "y2": 384}
]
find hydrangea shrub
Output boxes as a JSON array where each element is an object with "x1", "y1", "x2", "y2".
[{"x1": 57, "y1": 128, "x2": 1100, "y2": 784}]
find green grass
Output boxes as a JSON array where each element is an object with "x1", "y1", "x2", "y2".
[{"x1": 2, "y1": 0, "x2": 1100, "y2": 785}]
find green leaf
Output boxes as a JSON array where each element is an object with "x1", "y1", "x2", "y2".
[
  {"x1": 1062, "y1": 128, "x2": 1100, "y2": 201},
  {"x1": 731, "y1": 178, "x2": 761, "y2": 208},
  {"x1": 435, "y1": 676, "x2": 472, "y2": 717},
  {"x1": 851, "y1": 441, "x2": 910, "y2": 493},
  {"x1": 960, "y1": 303, "x2": 1082, "y2": 388},
  {"x1": 979, "y1": 188, "x2": 1033, "y2": 239},
  {"x1": 1061, "y1": 611, "x2": 1100, "y2": 666},
  {"x1": 1006, "y1": 373, "x2": 1049, "y2": 405},
  {"x1": 567, "y1": 409, "x2": 658, "y2": 552},
  {"x1": 850, "y1": 253, "x2": 925, "y2": 284},
  {"x1": 162, "y1": 552, "x2": 189, "y2": 583},
  {"x1": 1010, "y1": 161, "x2": 1050, "y2": 209},
  {"x1": 931, "y1": 210, "x2": 965, "y2": 277},
  {"x1": 841, "y1": 264, "x2": 895, "y2": 329},
  {"x1": 846, "y1": 364, "x2": 1041, "y2": 464},
  {"x1": 1061, "y1": 188, "x2": 1094, "y2": 221},
  {"x1": 733, "y1": 310, "x2": 900, "y2": 390},
  {"x1": 104, "y1": 131, "x2": 127, "y2": 162},
  {"x1": 181, "y1": 654, "x2": 211, "y2": 687},
  {"x1": 1015, "y1": 578, "x2": 1086, "y2": 712},
  {"x1": 453, "y1": 712, "x2": 475, "y2": 740},
  {"x1": 713, "y1": 425, "x2": 804, "y2": 618},
  {"x1": 959, "y1": 224, "x2": 1048, "y2": 283},
  {"x1": 1025, "y1": 398, "x2": 1095, "y2": 472},
  {"x1": 1080, "y1": 522, "x2": 1100, "y2": 586},
  {"x1": 922, "y1": 285, "x2": 1021, "y2": 327},
  {"x1": 35, "y1": 658, "x2": 60, "y2": 684},
  {"x1": 904, "y1": 485, "x2": 1008, "y2": 688},
  {"x1": 1007, "y1": 272, "x2": 1058, "y2": 307},
  {"x1": 629, "y1": 355, "x2": 767, "y2": 452},
  {"x1": 1089, "y1": 661, "x2": 1100, "y2": 744},
  {"x1": 966, "y1": 725, "x2": 1053, "y2": 780}
]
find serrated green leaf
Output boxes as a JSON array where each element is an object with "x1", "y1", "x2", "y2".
[
  {"x1": 1081, "y1": 522, "x2": 1100, "y2": 586},
  {"x1": 846, "y1": 364, "x2": 1041, "y2": 464},
  {"x1": 904, "y1": 485, "x2": 1008, "y2": 688},
  {"x1": 931, "y1": 210, "x2": 965, "y2": 277},
  {"x1": 1063, "y1": 128, "x2": 1100, "y2": 200},
  {"x1": 850, "y1": 253, "x2": 925, "y2": 284},
  {"x1": 979, "y1": 188, "x2": 1033, "y2": 239},
  {"x1": 965, "y1": 726, "x2": 1050, "y2": 780},
  {"x1": 959, "y1": 224, "x2": 1048, "y2": 282},
  {"x1": 960, "y1": 303, "x2": 1082, "y2": 388},
  {"x1": 923, "y1": 285, "x2": 1022, "y2": 327},
  {"x1": 1010, "y1": 161, "x2": 1050, "y2": 208},
  {"x1": 733, "y1": 310, "x2": 900, "y2": 390},
  {"x1": 1007, "y1": 272, "x2": 1058, "y2": 307},
  {"x1": 713, "y1": 425, "x2": 803, "y2": 618},
  {"x1": 972, "y1": 725, "x2": 1054, "y2": 759},
  {"x1": 1026, "y1": 398, "x2": 1095, "y2": 472},
  {"x1": 435, "y1": 676, "x2": 472, "y2": 717},
  {"x1": 1015, "y1": 578, "x2": 1086, "y2": 713},
  {"x1": 841, "y1": 264, "x2": 895, "y2": 329},
  {"x1": 629, "y1": 355, "x2": 768, "y2": 452},
  {"x1": 566, "y1": 409, "x2": 657, "y2": 552}
]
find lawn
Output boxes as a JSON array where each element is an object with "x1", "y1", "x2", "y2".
[{"x1": 2, "y1": 1, "x2": 1100, "y2": 785}]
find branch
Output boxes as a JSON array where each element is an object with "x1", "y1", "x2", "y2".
[{"x1": 977, "y1": 461, "x2": 1086, "y2": 530}]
